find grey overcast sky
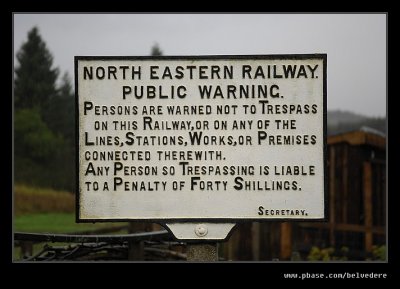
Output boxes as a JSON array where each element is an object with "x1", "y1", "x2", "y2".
[{"x1": 13, "y1": 13, "x2": 386, "y2": 117}]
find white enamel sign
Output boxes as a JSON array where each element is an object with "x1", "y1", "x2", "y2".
[{"x1": 76, "y1": 55, "x2": 327, "y2": 223}]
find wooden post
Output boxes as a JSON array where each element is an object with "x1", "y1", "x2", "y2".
[
  {"x1": 363, "y1": 161, "x2": 373, "y2": 252},
  {"x1": 329, "y1": 146, "x2": 336, "y2": 247},
  {"x1": 127, "y1": 223, "x2": 147, "y2": 260},
  {"x1": 187, "y1": 243, "x2": 218, "y2": 261},
  {"x1": 342, "y1": 145, "x2": 348, "y2": 224},
  {"x1": 251, "y1": 222, "x2": 260, "y2": 261},
  {"x1": 128, "y1": 241, "x2": 144, "y2": 260},
  {"x1": 280, "y1": 222, "x2": 292, "y2": 260},
  {"x1": 227, "y1": 230, "x2": 238, "y2": 261},
  {"x1": 20, "y1": 241, "x2": 33, "y2": 259}
]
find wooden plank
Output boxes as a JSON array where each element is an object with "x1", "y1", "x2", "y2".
[
  {"x1": 329, "y1": 146, "x2": 335, "y2": 246},
  {"x1": 363, "y1": 161, "x2": 373, "y2": 252},
  {"x1": 280, "y1": 222, "x2": 292, "y2": 260},
  {"x1": 238, "y1": 223, "x2": 253, "y2": 260},
  {"x1": 298, "y1": 223, "x2": 385, "y2": 234},
  {"x1": 152, "y1": 223, "x2": 163, "y2": 231},
  {"x1": 342, "y1": 144, "x2": 348, "y2": 244},
  {"x1": 128, "y1": 222, "x2": 153, "y2": 233},
  {"x1": 20, "y1": 241, "x2": 33, "y2": 258},
  {"x1": 342, "y1": 145, "x2": 348, "y2": 224},
  {"x1": 226, "y1": 225, "x2": 240, "y2": 261},
  {"x1": 251, "y1": 222, "x2": 260, "y2": 261},
  {"x1": 128, "y1": 241, "x2": 144, "y2": 260},
  {"x1": 328, "y1": 131, "x2": 385, "y2": 149}
]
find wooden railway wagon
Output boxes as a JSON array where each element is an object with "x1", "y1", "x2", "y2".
[{"x1": 221, "y1": 129, "x2": 386, "y2": 261}]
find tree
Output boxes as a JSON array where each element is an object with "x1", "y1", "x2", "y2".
[
  {"x1": 14, "y1": 109, "x2": 63, "y2": 162},
  {"x1": 14, "y1": 27, "x2": 76, "y2": 191},
  {"x1": 151, "y1": 43, "x2": 163, "y2": 56},
  {"x1": 14, "y1": 26, "x2": 59, "y2": 110},
  {"x1": 45, "y1": 72, "x2": 76, "y2": 191},
  {"x1": 47, "y1": 72, "x2": 75, "y2": 142},
  {"x1": 14, "y1": 108, "x2": 66, "y2": 188}
]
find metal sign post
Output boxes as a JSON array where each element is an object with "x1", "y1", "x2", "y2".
[{"x1": 75, "y1": 55, "x2": 327, "y2": 260}]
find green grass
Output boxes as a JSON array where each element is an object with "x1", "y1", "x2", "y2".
[
  {"x1": 14, "y1": 185, "x2": 131, "y2": 260},
  {"x1": 14, "y1": 212, "x2": 127, "y2": 233}
]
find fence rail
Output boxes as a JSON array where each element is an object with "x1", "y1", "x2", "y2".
[
  {"x1": 14, "y1": 230, "x2": 171, "y2": 243},
  {"x1": 14, "y1": 230, "x2": 182, "y2": 261}
]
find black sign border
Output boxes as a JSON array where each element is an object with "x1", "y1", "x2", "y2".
[{"x1": 75, "y1": 54, "x2": 328, "y2": 229}]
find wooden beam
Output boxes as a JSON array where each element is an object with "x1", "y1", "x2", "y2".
[
  {"x1": 329, "y1": 146, "x2": 335, "y2": 246},
  {"x1": 363, "y1": 162, "x2": 373, "y2": 252},
  {"x1": 298, "y1": 223, "x2": 385, "y2": 234},
  {"x1": 226, "y1": 226, "x2": 239, "y2": 261},
  {"x1": 251, "y1": 222, "x2": 260, "y2": 261},
  {"x1": 280, "y1": 222, "x2": 292, "y2": 260},
  {"x1": 342, "y1": 145, "x2": 348, "y2": 224},
  {"x1": 328, "y1": 131, "x2": 385, "y2": 149},
  {"x1": 128, "y1": 241, "x2": 144, "y2": 260}
]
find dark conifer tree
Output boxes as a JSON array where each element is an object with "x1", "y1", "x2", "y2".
[{"x1": 15, "y1": 26, "x2": 59, "y2": 111}]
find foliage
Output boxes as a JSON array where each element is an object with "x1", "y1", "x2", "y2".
[
  {"x1": 151, "y1": 43, "x2": 163, "y2": 56},
  {"x1": 14, "y1": 108, "x2": 74, "y2": 190},
  {"x1": 14, "y1": 27, "x2": 75, "y2": 191},
  {"x1": 14, "y1": 27, "x2": 59, "y2": 110},
  {"x1": 370, "y1": 245, "x2": 386, "y2": 261},
  {"x1": 44, "y1": 72, "x2": 76, "y2": 191},
  {"x1": 307, "y1": 246, "x2": 349, "y2": 261},
  {"x1": 14, "y1": 28, "x2": 165, "y2": 191},
  {"x1": 14, "y1": 213, "x2": 126, "y2": 233},
  {"x1": 307, "y1": 245, "x2": 386, "y2": 261},
  {"x1": 46, "y1": 72, "x2": 75, "y2": 142},
  {"x1": 14, "y1": 109, "x2": 63, "y2": 162}
]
